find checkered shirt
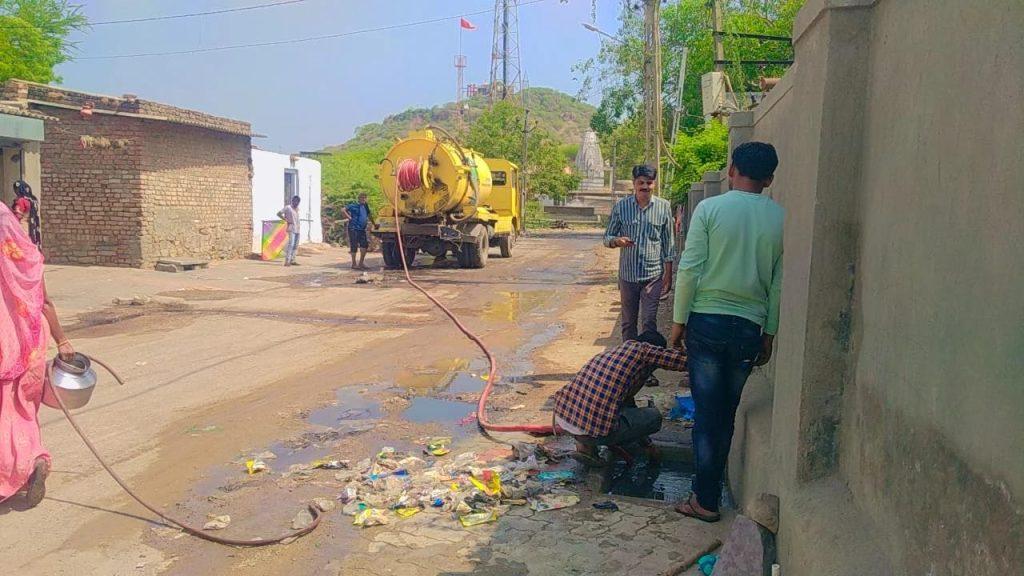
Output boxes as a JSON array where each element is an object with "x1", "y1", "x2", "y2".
[{"x1": 553, "y1": 341, "x2": 687, "y2": 437}]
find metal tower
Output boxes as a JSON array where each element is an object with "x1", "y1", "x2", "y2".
[{"x1": 489, "y1": 0, "x2": 523, "y2": 102}]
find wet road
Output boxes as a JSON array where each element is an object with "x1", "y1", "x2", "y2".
[{"x1": 1, "y1": 230, "x2": 618, "y2": 575}]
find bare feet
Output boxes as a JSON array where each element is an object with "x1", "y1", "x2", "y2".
[
  {"x1": 674, "y1": 493, "x2": 720, "y2": 522},
  {"x1": 25, "y1": 458, "x2": 49, "y2": 508}
]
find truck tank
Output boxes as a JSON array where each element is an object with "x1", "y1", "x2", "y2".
[{"x1": 378, "y1": 129, "x2": 492, "y2": 220}]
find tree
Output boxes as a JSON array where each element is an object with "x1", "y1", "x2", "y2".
[
  {"x1": 465, "y1": 101, "x2": 580, "y2": 202},
  {"x1": 0, "y1": 0, "x2": 87, "y2": 83},
  {"x1": 599, "y1": 115, "x2": 646, "y2": 181},
  {"x1": 576, "y1": 0, "x2": 803, "y2": 204},
  {"x1": 578, "y1": 0, "x2": 803, "y2": 133},
  {"x1": 665, "y1": 119, "x2": 728, "y2": 206}
]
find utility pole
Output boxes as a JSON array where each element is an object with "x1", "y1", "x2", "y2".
[
  {"x1": 711, "y1": 0, "x2": 725, "y2": 72},
  {"x1": 642, "y1": 0, "x2": 663, "y2": 194},
  {"x1": 666, "y1": 46, "x2": 688, "y2": 187},
  {"x1": 521, "y1": 108, "x2": 532, "y2": 211}
]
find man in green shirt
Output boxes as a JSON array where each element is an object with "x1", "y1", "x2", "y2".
[{"x1": 669, "y1": 142, "x2": 783, "y2": 522}]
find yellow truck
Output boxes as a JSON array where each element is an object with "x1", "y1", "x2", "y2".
[{"x1": 373, "y1": 128, "x2": 524, "y2": 269}]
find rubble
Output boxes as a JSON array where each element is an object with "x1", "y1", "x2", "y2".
[{"x1": 276, "y1": 437, "x2": 586, "y2": 530}]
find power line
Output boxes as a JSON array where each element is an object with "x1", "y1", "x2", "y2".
[
  {"x1": 91, "y1": 0, "x2": 306, "y2": 26},
  {"x1": 0, "y1": 0, "x2": 303, "y2": 30},
  {"x1": 79, "y1": 0, "x2": 548, "y2": 60}
]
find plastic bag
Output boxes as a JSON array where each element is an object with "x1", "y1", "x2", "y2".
[
  {"x1": 529, "y1": 491, "x2": 580, "y2": 512},
  {"x1": 353, "y1": 508, "x2": 389, "y2": 527},
  {"x1": 458, "y1": 510, "x2": 497, "y2": 527},
  {"x1": 469, "y1": 469, "x2": 502, "y2": 496},
  {"x1": 395, "y1": 507, "x2": 421, "y2": 519},
  {"x1": 425, "y1": 437, "x2": 452, "y2": 457},
  {"x1": 668, "y1": 391, "x2": 696, "y2": 421}
]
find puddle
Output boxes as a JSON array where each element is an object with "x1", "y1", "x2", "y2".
[
  {"x1": 395, "y1": 358, "x2": 470, "y2": 390},
  {"x1": 307, "y1": 385, "x2": 383, "y2": 427},
  {"x1": 603, "y1": 456, "x2": 694, "y2": 502},
  {"x1": 446, "y1": 370, "x2": 489, "y2": 394},
  {"x1": 401, "y1": 397, "x2": 476, "y2": 424},
  {"x1": 481, "y1": 290, "x2": 556, "y2": 322}
]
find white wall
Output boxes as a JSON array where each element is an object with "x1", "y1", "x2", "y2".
[{"x1": 250, "y1": 149, "x2": 322, "y2": 254}]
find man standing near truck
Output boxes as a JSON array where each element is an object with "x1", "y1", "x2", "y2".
[
  {"x1": 604, "y1": 165, "x2": 675, "y2": 341},
  {"x1": 340, "y1": 192, "x2": 378, "y2": 270}
]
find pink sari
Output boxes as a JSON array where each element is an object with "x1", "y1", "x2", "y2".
[{"x1": 0, "y1": 203, "x2": 50, "y2": 501}]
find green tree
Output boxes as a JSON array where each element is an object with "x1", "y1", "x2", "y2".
[
  {"x1": 0, "y1": 0, "x2": 86, "y2": 83},
  {"x1": 665, "y1": 119, "x2": 729, "y2": 206},
  {"x1": 578, "y1": 0, "x2": 802, "y2": 132},
  {"x1": 599, "y1": 115, "x2": 646, "y2": 181},
  {"x1": 465, "y1": 101, "x2": 580, "y2": 202}
]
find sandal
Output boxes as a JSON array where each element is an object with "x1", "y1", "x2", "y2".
[
  {"x1": 674, "y1": 494, "x2": 720, "y2": 523},
  {"x1": 25, "y1": 458, "x2": 49, "y2": 508}
]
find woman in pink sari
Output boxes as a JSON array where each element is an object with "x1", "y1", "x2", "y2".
[{"x1": 0, "y1": 193, "x2": 75, "y2": 507}]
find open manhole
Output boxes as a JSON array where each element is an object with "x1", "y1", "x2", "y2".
[{"x1": 602, "y1": 455, "x2": 694, "y2": 502}]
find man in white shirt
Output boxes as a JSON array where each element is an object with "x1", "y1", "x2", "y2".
[{"x1": 277, "y1": 195, "x2": 301, "y2": 266}]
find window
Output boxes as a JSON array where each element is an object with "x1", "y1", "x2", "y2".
[{"x1": 492, "y1": 170, "x2": 507, "y2": 186}]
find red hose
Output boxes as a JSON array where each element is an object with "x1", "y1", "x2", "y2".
[
  {"x1": 396, "y1": 159, "x2": 423, "y2": 192},
  {"x1": 389, "y1": 183, "x2": 553, "y2": 435}
]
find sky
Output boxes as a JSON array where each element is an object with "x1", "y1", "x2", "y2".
[{"x1": 55, "y1": 0, "x2": 622, "y2": 153}]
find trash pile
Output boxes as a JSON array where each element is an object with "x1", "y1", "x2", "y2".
[{"x1": 282, "y1": 437, "x2": 584, "y2": 529}]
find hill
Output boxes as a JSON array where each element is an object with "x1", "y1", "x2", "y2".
[{"x1": 324, "y1": 87, "x2": 595, "y2": 152}]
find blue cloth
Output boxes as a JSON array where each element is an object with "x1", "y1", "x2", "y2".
[
  {"x1": 604, "y1": 194, "x2": 675, "y2": 282},
  {"x1": 698, "y1": 554, "x2": 718, "y2": 575},
  {"x1": 686, "y1": 312, "x2": 762, "y2": 512},
  {"x1": 346, "y1": 202, "x2": 371, "y2": 231}
]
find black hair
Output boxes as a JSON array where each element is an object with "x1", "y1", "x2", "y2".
[
  {"x1": 731, "y1": 142, "x2": 778, "y2": 182},
  {"x1": 13, "y1": 181, "x2": 41, "y2": 247},
  {"x1": 633, "y1": 330, "x2": 667, "y2": 348},
  {"x1": 631, "y1": 164, "x2": 657, "y2": 181},
  {"x1": 291, "y1": 195, "x2": 301, "y2": 204}
]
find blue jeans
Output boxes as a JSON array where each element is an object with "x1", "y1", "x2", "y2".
[
  {"x1": 686, "y1": 312, "x2": 763, "y2": 511},
  {"x1": 285, "y1": 232, "x2": 300, "y2": 264}
]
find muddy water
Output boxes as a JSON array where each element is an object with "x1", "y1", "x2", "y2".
[
  {"x1": 147, "y1": 232, "x2": 607, "y2": 574},
  {"x1": 603, "y1": 456, "x2": 695, "y2": 502}
]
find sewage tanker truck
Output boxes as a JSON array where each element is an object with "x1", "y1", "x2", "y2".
[{"x1": 373, "y1": 128, "x2": 524, "y2": 269}]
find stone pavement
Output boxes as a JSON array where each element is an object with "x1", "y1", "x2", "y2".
[{"x1": 334, "y1": 490, "x2": 731, "y2": 576}]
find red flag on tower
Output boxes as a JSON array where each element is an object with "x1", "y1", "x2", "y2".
[{"x1": 460, "y1": 17, "x2": 476, "y2": 30}]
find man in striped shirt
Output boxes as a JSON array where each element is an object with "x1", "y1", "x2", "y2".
[{"x1": 604, "y1": 165, "x2": 676, "y2": 341}]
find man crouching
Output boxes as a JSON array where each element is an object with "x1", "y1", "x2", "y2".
[{"x1": 552, "y1": 331, "x2": 687, "y2": 466}]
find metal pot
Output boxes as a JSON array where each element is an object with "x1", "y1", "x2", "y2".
[{"x1": 42, "y1": 353, "x2": 97, "y2": 410}]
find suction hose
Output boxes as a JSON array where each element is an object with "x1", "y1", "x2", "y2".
[
  {"x1": 52, "y1": 355, "x2": 322, "y2": 546},
  {"x1": 388, "y1": 180, "x2": 554, "y2": 436}
]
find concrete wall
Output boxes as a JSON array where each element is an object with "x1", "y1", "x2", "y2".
[
  {"x1": 726, "y1": 1, "x2": 1024, "y2": 574},
  {"x1": 251, "y1": 150, "x2": 322, "y2": 254}
]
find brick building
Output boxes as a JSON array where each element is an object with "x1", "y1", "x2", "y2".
[{"x1": 0, "y1": 80, "x2": 254, "y2": 267}]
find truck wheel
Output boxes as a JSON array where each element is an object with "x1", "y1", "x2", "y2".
[
  {"x1": 497, "y1": 234, "x2": 512, "y2": 258},
  {"x1": 460, "y1": 230, "x2": 489, "y2": 268},
  {"x1": 402, "y1": 246, "x2": 417, "y2": 267},
  {"x1": 381, "y1": 241, "x2": 400, "y2": 269}
]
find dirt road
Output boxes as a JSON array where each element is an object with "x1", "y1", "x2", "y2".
[{"x1": 1, "y1": 230, "x2": 724, "y2": 575}]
